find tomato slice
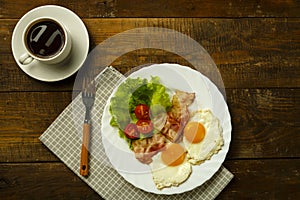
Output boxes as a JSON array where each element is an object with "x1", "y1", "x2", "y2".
[
  {"x1": 134, "y1": 104, "x2": 150, "y2": 120},
  {"x1": 124, "y1": 123, "x2": 139, "y2": 139},
  {"x1": 136, "y1": 119, "x2": 153, "y2": 134}
]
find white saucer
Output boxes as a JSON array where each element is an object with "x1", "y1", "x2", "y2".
[{"x1": 11, "y1": 5, "x2": 89, "y2": 82}]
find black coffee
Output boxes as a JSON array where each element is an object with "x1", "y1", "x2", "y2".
[{"x1": 26, "y1": 20, "x2": 65, "y2": 58}]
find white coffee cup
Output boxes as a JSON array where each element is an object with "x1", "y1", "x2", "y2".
[{"x1": 19, "y1": 17, "x2": 72, "y2": 65}]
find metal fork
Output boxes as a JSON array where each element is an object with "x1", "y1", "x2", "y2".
[{"x1": 80, "y1": 76, "x2": 96, "y2": 176}]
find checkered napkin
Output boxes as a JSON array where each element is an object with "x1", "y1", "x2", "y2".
[{"x1": 39, "y1": 66, "x2": 233, "y2": 200}]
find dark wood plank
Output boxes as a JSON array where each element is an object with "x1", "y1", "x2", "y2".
[
  {"x1": 0, "y1": 88, "x2": 299, "y2": 162},
  {"x1": 226, "y1": 88, "x2": 300, "y2": 159},
  {"x1": 219, "y1": 159, "x2": 300, "y2": 199},
  {"x1": 0, "y1": 159, "x2": 299, "y2": 199},
  {"x1": 0, "y1": 0, "x2": 116, "y2": 19},
  {"x1": 0, "y1": 162, "x2": 102, "y2": 200},
  {"x1": 86, "y1": 18, "x2": 300, "y2": 89},
  {"x1": 1, "y1": 18, "x2": 300, "y2": 91},
  {"x1": 114, "y1": 0, "x2": 300, "y2": 18},
  {"x1": 1, "y1": 0, "x2": 300, "y2": 18},
  {"x1": 0, "y1": 92, "x2": 72, "y2": 162}
]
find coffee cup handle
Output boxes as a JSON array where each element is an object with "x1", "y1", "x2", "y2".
[{"x1": 19, "y1": 53, "x2": 34, "y2": 65}]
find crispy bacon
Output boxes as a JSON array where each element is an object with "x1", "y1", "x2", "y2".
[
  {"x1": 161, "y1": 90, "x2": 195, "y2": 143},
  {"x1": 132, "y1": 133, "x2": 166, "y2": 164},
  {"x1": 175, "y1": 90, "x2": 196, "y2": 107},
  {"x1": 152, "y1": 112, "x2": 167, "y2": 132}
]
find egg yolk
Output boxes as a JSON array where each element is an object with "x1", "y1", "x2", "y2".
[
  {"x1": 161, "y1": 143, "x2": 186, "y2": 166},
  {"x1": 184, "y1": 122, "x2": 205, "y2": 143}
]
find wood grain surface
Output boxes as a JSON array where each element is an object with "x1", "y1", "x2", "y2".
[
  {"x1": 0, "y1": 0, "x2": 299, "y2": 199},
  {"x1": 1, "y1": 18, "x2": 300, "y2": 91},
  {"x1": 1, "y1": 0, "x2": 300, "y2": 18},
  {"x1": 0, "y1": 160, "x2": 299, "y2": 199}
]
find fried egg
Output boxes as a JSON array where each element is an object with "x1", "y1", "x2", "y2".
[
  {"x1": 183, "y1": 109, "x2": 223, "y2": 165},
  {"x1": 150, "y1": 143, "x2": 192, "y2": 190}
]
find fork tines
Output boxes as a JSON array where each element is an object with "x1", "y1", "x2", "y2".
[
  {"x1": 82, "y1": 76, "x2": 96, "y2": 95},
  {"x1": 82, "y1": 76, "x2": 96, "y2": 125}
]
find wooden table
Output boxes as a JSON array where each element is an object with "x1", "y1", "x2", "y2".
[{"x1": 1, "y1": 1, "x2": 299, "y2": 199}]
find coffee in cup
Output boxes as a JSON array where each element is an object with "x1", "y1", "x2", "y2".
[{"x1": 19, "y1": 17, "x2": 72, "y2": 65}]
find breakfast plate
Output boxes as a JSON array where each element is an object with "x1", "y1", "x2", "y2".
[
  {"x1": 11, "y1": 5, "x2": 89, "y2": 82},
  {"x1": 101, "y1": 63, "x2": 231, "y2": 194}
]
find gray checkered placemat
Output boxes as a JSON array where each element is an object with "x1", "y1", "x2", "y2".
[{"x1": 39, "y1": 66, "x2": 233, "y2": 200}]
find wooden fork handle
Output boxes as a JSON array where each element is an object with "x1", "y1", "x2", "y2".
[{"x1": 80, "y1": 123, "x2": 90, "y2": 176}]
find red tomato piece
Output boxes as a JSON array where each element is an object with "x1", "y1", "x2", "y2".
[
  {"x1": 134, "y1": 104, "x2": 150, "y2": 120},
  {"x1": 136, "y1": 119, "x2": 153, "y2": 134},
  {"x1": 124, "y1": 123, "x2": 139, "y2": 139}
]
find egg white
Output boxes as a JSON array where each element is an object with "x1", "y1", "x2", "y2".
[
  {"x1": 183, "y1": 109, "x2": 224, "y2": 165},
  {"x1": 149, "y1": 151, "x2": 192, "y2": 190}
]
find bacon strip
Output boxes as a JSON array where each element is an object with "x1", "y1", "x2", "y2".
[
  {"x1": 161, "y1": 90, "x2": 195, "y2": 143},
  {"x1": 132, "y1": 133, "x2": 166, "y2": 164}
]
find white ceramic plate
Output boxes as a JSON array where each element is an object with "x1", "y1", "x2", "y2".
[
  {"x1": 11, "y1": 5, "x2": 89, "y2": 82},
  {"x1": 101, "y1": 63, "x2": 231, "y2": 194}
]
